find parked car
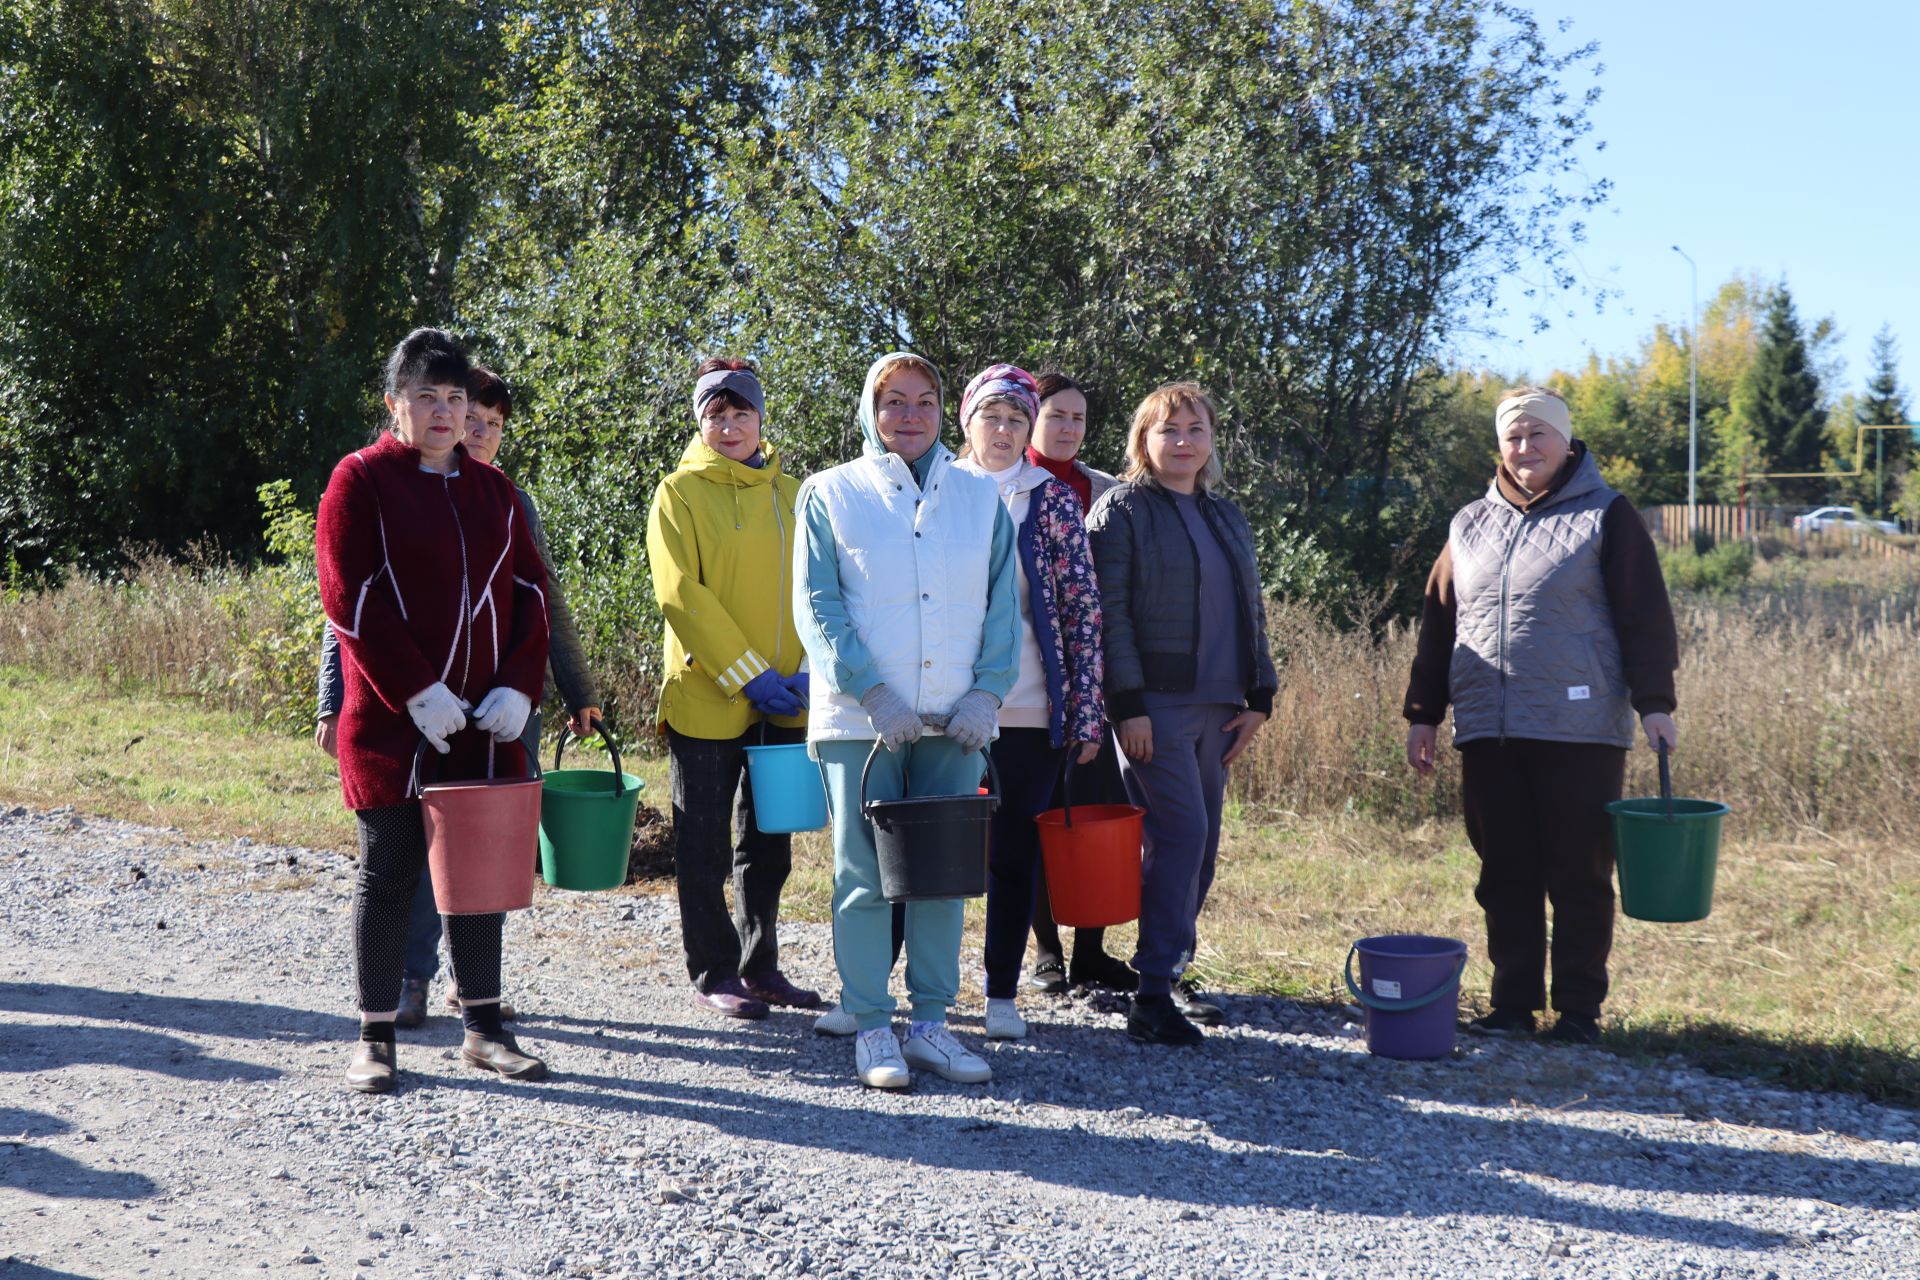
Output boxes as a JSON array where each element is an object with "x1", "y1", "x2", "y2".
[{"x1": 1791, "y1": 506, "x2": 1901, "y2": 535}]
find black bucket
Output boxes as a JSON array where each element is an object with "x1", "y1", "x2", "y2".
[{"x1": 860, "y1": 740, "x2": 999, "y2": 902}]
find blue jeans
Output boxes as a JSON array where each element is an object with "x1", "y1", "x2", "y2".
[{"x1": 404, "y1": 869, "x2": 442, "y2": 982}]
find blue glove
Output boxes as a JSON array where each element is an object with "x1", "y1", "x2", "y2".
[
  {"x1": 742, "y1": 667, "x2": 803, "y2": 718},
  {"x1": 779, "y1": 671, "x2": 810, "y2": 709}
]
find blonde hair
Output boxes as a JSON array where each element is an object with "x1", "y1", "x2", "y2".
[{"x1": 1122, "y1": 381, "x2": 1225, "y2": 490}]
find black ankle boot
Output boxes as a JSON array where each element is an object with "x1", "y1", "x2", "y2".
[{"x1": 1128, "y1": 994, "x2": 1204, "y2": 1046}]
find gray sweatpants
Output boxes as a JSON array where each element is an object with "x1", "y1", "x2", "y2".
[{"x1": 1119, "y1": 702, "x2": 1238, "y2": 983}]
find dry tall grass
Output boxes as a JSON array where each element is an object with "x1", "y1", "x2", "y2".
[
  {"x1": 1244, "y1": 586, "x2": 1920, "y2": 839},
  {"x1": 8, "y1": 552, "x2": 1920, "y2": 838},
  {"x1": 0, "y1": 553, "x2": 278, "y2": 713}
]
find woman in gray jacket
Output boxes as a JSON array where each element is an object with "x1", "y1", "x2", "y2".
[
  {"x1": 1403, "y1": 385, "x2": 1679, "y2": 1046},
  {"x1": 1086, "y1": 382, "x2": 1277, "y2": 1046}
]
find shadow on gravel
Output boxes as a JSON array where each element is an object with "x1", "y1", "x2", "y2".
[
  {"x1": 459, "y1": 1013, "x2": 1902, "y2": 1251},
  {"x1": 0, "y1": 982, "x2": 353, "y2": 1044},
  {"x1": 0, "y1": 1022, "x2": 279, "y2": 1084},
  {"x1": 0, "y1": 1109, "x2": 159, "y2": 1202},
  {"x1": 0, "y1": 1264, "x2": 109, "y2": 1279}
]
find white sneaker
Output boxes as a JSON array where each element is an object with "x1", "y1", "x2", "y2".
[
  {"x1": 902, "y1": 1021, "x2": 993, "y2": 1083},
  {"x1": 855, "y1": 1027, "x2": 911, "y2": 1089},
  {"x1": 814, "y1": 1003, "x2": 857, "y2": 1037},
  {"x1": 984, "y1": 998, "x2": 1028, "y2": 1040}
]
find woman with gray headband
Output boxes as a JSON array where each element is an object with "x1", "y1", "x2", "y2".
[
  {"x1": 646, "y1": 357, "x2": 820, "y2": 1021},
  {"x1": 1402, "y1": 385, "x2": 1680, "y2": 1046}
]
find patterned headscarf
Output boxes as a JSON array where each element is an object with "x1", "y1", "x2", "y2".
[{"x1": 959, "y1": 364, "x2": 1040, "y2": 429}]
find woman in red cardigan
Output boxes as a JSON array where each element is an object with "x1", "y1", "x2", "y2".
[{"x1": 315, "y1": 328, "x2": 551, "y2": 1094}]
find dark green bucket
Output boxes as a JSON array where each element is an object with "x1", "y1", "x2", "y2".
[
  {"x1": 538, "y1": 720, "x2": 643, "y2": 892},
  {"x1": 1606, "y1": 745, "x2": 1729, "y2": 923}
]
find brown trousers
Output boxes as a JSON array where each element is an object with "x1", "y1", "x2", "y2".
[{"x1": 1459, "y1": 738, "x2": 1627, "y2": 1019}]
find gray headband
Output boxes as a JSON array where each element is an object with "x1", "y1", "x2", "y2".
[{"x1": 694, "y1": 369, "x2": 766, "y2": 421}]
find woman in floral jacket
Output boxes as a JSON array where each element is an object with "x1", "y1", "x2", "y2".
[{"x1": 953, "y1": 364, "x2": 1105, "y2": 1041}]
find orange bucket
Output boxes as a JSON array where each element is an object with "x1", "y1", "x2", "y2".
[
  {"x1": 1035, "y1": 759, "x2": 1144, "y2": 928},
  {"x1": 413, "y1": 735, "x2": 541, "y2": 915}
]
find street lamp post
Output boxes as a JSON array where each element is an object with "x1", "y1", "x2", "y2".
[{"x1": 1672, "y1": 245, "x2": 1699, "y2": 538}]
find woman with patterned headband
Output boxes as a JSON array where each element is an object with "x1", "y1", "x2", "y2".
[
  {"x1": 1403, "y1": 385, "x2": 1680, "y2": 1046},
  {"x1": 951, "y1": 363, "x2": 1106, "y2": 1042},
  {"x1": 647, "y1": 357, "x2": 821, "y2": 1023}
]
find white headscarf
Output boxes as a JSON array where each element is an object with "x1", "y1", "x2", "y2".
[{"x1": 1495, "y1": 393, "x2": 1573, "y2": 445}]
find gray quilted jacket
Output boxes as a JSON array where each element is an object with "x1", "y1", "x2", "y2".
[
  {"x1": 1086, "y1": 480, "x2": 1278, "y2": 722},
  {"x1": 1448, "y1": 449, "x2": 1636, "y2": 747}
]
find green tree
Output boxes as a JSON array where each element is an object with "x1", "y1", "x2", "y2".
[
  {"x1": 1727, "y1": 285, "x2": 1828, "y2": 500},
  {"x1": 0, "y1": 0, "x2": 493, "y2": 574},
  {"x1": 1857, "y1": 325, "x2": 1911, "y2": 516}
]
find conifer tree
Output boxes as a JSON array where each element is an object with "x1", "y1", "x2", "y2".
[{"x1": 1738, "y1": 285, "x2": 1828, "y2": 479}]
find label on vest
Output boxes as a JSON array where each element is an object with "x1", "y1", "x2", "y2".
[
  {"x1": 1372, "y1": 979, "x2": 1402, "y2": 999},
  {"x1": 1568, "y1": 685, "x2": 1591, "y2": 701}
]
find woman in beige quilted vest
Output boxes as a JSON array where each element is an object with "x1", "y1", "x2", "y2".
[{"x1": 1401, "y1": 386, "x2": 1680, "y2": 1045}]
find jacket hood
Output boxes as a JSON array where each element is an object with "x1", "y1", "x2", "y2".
[
  {"x1": 1490, "y1": 440, "x2": 1603, "y2": 514},
  {"x1": 675, "y1": 434, "x2": 784, "y2": 486},
  {"x1": 858, "y1": 351, "x2": 944, "y2": 459}
]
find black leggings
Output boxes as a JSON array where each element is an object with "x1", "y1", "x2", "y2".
[{"x1": 353, "y1": 804, "x2": 503, "y2": 1014}]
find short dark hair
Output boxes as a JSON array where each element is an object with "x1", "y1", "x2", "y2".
[
  {"x1": 695, "y1": 355, "x2": 758, "y2": 414},
  {"x1": 1034, "y1": 371, "x2": 1087, "y2": 405},
  {"x1": 468, "y1": 365, "x2": 512, "y2": 421},
  {"x1": 383, "y1": 327, "x2": 469, "y2": 397}
]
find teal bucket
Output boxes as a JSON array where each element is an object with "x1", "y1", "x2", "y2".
[
  {"x1": 1606, "y1": 745, "x2": 1728, "y2": 924},
  {"x1": 745, "y1": 741, "x2": 828, "y2": 834}
]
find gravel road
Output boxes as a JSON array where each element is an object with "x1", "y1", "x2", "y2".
[{"x1": 1, "y1": 803, "x2": 1916, "y2": 1280}]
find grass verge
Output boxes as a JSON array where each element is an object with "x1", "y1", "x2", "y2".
[{"x1": 4, "y1": 665, "x2": 1915, "y2": 1104}]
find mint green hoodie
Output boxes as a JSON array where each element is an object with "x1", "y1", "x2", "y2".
[{"x1": 794, "y1": 352, "x2": 1018, "y2": 702}]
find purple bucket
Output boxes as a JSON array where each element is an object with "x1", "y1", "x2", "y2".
[{"x1": 1343, "y1": 935, "x2": 1468, "y2": 1060}]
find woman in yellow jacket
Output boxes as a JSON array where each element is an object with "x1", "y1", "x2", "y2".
[{"x1": 648, "y1": 358, "x2": 820, "y2": 1020}]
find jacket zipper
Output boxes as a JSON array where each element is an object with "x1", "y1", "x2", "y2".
[
  {"x1": 770, "y1": 478, "x2": 787, "y2": 673},
  {"x1": 1495, "y1": 512, "x2": 1529, "y2": 743}
]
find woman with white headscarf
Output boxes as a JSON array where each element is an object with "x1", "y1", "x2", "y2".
[{"x1": 1402, "y1": 386, "x2": 1680, "y2": 1046}]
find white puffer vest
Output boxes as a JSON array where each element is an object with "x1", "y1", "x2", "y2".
[{"x1": 802, "y1": 446, "x2": 1004, "y2": 742}]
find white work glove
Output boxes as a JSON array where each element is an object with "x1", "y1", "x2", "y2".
[
  {"x1": 943, "y1": 688, "x2": 1001, "y2": 754},
  {"x1": 471, "y1": 686, "x2": 534, "y2": 744},
  {"x1": 407, "y1": 682, "x2": 471, "y2": 755},
  {"x1": 860, "y1": 683, "x2": 924, "y2": 750}
]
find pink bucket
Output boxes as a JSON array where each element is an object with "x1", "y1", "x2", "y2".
[{"x1": 414, "y1": 739, "x2": 541, "y2": 915}]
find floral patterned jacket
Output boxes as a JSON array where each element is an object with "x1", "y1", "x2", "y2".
[{"x1": 1018, "y1": 476, "x2": 1106, "y2": 748}]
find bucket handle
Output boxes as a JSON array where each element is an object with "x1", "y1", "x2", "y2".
[
  {"x1": 410, "y1": 716, "x2": 542, "y2": 799},
  {"x1": 859, "y1": 730, "x2": 1002, "y2": 821},
  {"x1": 553, "y1": 716, "x2": 629, "y2": 800},
  {"x1": 1342, "y1": 943, "x2": 1468, "y2": 1014},
  {"x1": 1658, "y1": 742, "x2": 1674, "y2": 824}
]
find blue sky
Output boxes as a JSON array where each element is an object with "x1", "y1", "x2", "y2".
[{"x1": 1454, "y1": 0, "x2": 1919, "y2": 411}]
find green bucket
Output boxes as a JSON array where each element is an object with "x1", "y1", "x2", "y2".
[
  {"x1": 538, "y1": 719, "x2": 643, "y2": 892},
  {"x1": 1606, "y1": 745, "x2": 1729, "y2": 923}
]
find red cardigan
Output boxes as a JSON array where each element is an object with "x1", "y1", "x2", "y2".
[{"x1": 315, "y1": 433, "x2": 550, "y2": 810}]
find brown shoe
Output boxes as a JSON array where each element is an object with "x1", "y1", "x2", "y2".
[
  {"x1": 395, "y1": 978, "x2": 430, "y2": 1029},
  {"x1": 460, "y1": 1031, "x2": 548, "y2": 1082},
  {"x1": 346, "y1": 1040, "x2": 398, "y2": 1094},
  {"x1": 446, "y1": 990, "x2": 518, "y2": 1020}
]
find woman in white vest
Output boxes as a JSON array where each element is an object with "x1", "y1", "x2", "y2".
[
  {"x1": 1403, "y1": 386, "x2": 1680, "y2": 1045},
  {"x1": 793, "y1": 351, "x2": 1021, "y2": 1089}
]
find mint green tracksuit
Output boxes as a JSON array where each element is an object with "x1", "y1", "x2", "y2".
[{"x1": 817, "y1": 736, "x2": 986, "y2": 1028}]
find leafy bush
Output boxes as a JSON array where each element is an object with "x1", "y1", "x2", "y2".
[{"x1": 1661, "y1": 541, "x2": 1755, "y2": 592}]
